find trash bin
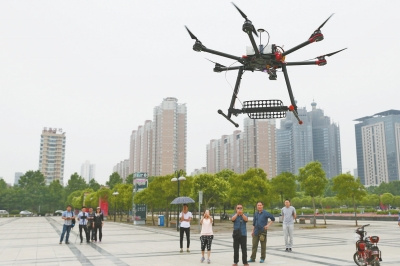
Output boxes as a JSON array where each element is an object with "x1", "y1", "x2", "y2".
[{"x1": 158, "y1": 215, "x2": 164, "y2": 226}]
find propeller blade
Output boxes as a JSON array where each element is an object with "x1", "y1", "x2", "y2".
[
  {"x1": 205, "y1": 58, "x2": 225, "y2": 67},
  {"x1": 185, "y1": 26, "x2": 199, "y2": 41},
  {"x1": 232, "y1": 3, "x2": 258, "y2": 37},
  {"x1": 317, "y1": 13, "x2": 334, "y2": 31},
  {"x1": 317, "y1": 48, "x2": 347, "y2": 58},
  {"x1": 232, "y1": 2, "x2": 247, "y2": 20}
]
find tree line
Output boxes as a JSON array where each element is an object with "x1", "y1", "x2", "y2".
[{"x1": 1, "y1": 161, "x2": 400, "y2": 226}]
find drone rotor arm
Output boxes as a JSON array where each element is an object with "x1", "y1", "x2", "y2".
[{"x1": 202, "y1": 47, "x2": 244, "y2": 63}]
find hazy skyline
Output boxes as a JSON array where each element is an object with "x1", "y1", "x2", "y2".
[{"x1": 1, "y1": 1, "x2": 399, "y2": 185}]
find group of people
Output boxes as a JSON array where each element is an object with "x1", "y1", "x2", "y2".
[
  {"x1": 179, "y1": 200, "x2": 296, "y2": 265},
  {"x1": 59, "y1": 205, "x2": 104, "y2": 244}
]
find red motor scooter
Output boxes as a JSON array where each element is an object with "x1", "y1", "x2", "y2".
[{"x1": 353, "y1": 224, "x2": 382, "y2": 266}]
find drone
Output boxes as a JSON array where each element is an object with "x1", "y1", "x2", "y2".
[{"x1": 185, "y1": 3, "x2": 346, "y2": 127}]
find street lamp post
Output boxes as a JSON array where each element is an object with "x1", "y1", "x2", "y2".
[
  {"x1": 171, "y1": 169, "x2": 186, "y2": 231},
  {"x1": 112, "y1": 191, "x2": 119, "y2": 222}
]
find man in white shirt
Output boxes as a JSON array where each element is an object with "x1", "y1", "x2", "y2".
[
  {"x1": 77, "y1": 206, "x2": 90, "y2": 244},
  {"x1": 281, "y1": 199, "x2": 296, "y2": 252},
  {"x1": 179, "y1": 204, "x2": 193, "y2": 253}
]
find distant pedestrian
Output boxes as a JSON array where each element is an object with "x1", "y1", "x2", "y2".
[
  {"x1": 200, "y1": 210, "x2": 213, "y2": 264},
  {"x1": 77, "y1": 206, "x2": 90, "y2": 244},
  {"x1": 179, "y1": 204, "x2": 193, "y2": 253},
  {"x1": 232, "y1": 204, "x2": 249, "y2": 266},
  {"x1": 59, "y1": 204, "x2": 75, "y2": 244},
  {"x1": 87, "y1": 207, "x2": 95, "y2": 241},
  {"x1": 93, "y1": 207, "x2": 104, "y2": 242},
  {"x1": 248, "y1": 201, "x2": 275, "y2": 263},
  {"x1": 281, "y1": 199, "x2": 296, "y2": 252}
]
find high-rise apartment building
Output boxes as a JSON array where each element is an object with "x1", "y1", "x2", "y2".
[
  {"x1": 354, "y1": 110, "x2": 400, "y2": 186},
  {"x1": 277, "y1": 102, "x2": 341, "y2": 178},
  {"x1": 113, "y1": 159, "x2": 130, "y2": 181},
  {"x1": 206, "y1": 118, "x2": 276, "y2": 178},
  {"x1": 243, "y1": 118, "x2": 277, "y2": 178},
  {"x1": 129, "y1": 97, "x2": 187, "y2": 176},
  {"x1": 207, "y1": 130, "x2": 243, "y2": 174},
  {"x1": 14, "y1": 172, "x2": 24, "y2": 186},
  {"x1": 39, "y1": 127, "x2": 66, "y2": 185},
  {"x1": 130, "y1": 120, "x2": 153, "y2": 175},
  {"x1": 152, "y1": 97, "x2": 187, "y2": 176},
  {"x1": 81, "y1": 160, "x2": 96, "y2": 183}
]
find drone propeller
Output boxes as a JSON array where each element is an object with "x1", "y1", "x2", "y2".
[
  {"x1": 231, "y1": 2, "x2": 258, "y2": 37},
  {"x1": 315, "y1": 48, "x2": 347, "y2": 59},
  {"x1": 310, "y1": 14, "x2": 334, "y2": 38},
  {"x1": 205, "y1": 58, "x2": 225, "y2": 67},
  {"x1": 185, "y1": 26, "x2": 200, "y2": 41}
]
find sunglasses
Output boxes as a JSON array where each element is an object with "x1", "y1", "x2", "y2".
[{"x1": 237, "y1": 207, "x2": 243, "y2": 209}]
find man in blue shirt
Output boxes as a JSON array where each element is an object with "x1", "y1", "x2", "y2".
[
  {"x1": 77, "y1": 206, "x2": 90, "y2": 244},
  {"x1": 59, "y1": 204, "x2": 75, "y2": 244},
  {"x1": 232, "y1": 204, "x2": 249, "y2": 266},
  {"x1": 248, "y1": 201, "x2": 275, "y2": 263}
]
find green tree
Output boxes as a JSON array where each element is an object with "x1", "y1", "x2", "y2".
[
  {"x1": 65, "y1": 173, "x2": 87, "y2": 196},
  {"x1": 125, "y1": 174, "x2": 134, "y2": 184},
  {"x1": 360, "y1": 194, "x2": 380, "y2": 208},
  {"x1": 191, "y1": 173, "x2": 230, "y2": 210},
  {"x1": 88, "y1": 178, "x2": 101, "y2": 191},
  {"x1": 18, "y1": 170, "x2": 47, "y2": 212},
  {"x1": 229, "y1": 168, "x2": 275, "y2": 211},
  {"x1": 106, "y1": 172, "x2": 123, "y2": 190},
  {"x1": 112, "y1": 183, "x2": 133, "y2": 221},
  {"x1": 298, "y1": 162, "x2": 328, "y2": 227},
  {"x1": 332, "y1": 173, "x2": 366, "y2": 226},
  {"x1": 380, "y1": 192, "x2": 394, "y2": 209},
  {"x1": 270, "y1": 172, "x2": 296, "y2": 205},
  {"x1": 47, "y1": 180, "x2": 65, "y2": 211}
]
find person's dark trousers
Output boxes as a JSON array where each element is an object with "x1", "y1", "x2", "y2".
[
  {"x1": 94, "y1": 224, "x2": 102, "y2": 241},
  {"x1": 60, "y1": 224, "x2": 72, "y2": 243},
  {"x1": 79, "y1": 225, "x2": 89, "y2": 242},
  {"x1": 179, "y1": 227, "x2": 190, "y2": 249},
  {"x1": 233, "y1": 235, "x2": 248, "y2": 264}
]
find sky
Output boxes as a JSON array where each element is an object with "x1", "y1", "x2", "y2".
[{"x1": 1, "y1": 0, "x2": 399, "y2": 186}]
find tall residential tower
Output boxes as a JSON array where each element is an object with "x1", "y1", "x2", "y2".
[
  {"x1": 354, "y1": 110, "x2": 400, "y2": 186},
  {"x1": 39, "y1": 127, "x2": 66, "y2": 185}
]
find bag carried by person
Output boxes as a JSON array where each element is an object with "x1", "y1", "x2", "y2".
[
  {"x1": 232, "y1": 229, "x2": 241, "y2": 239},
  {"x1": 232, "y1": 218, "x2": 242, "y2": 239}
]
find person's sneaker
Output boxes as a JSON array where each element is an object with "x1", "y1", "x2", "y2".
[
  {"x1": 201, "y1": 257, "x2": 205, "y2": 263},
  {"x1": 285, "y1": 248, "x2": 289, "y2": 252},
  {"x1": 232, "y1": 264, "x2": 238, "y2": 266},
  {"x1": 260, "y1": 259, "x2": 265, "y2": 263},
  {"x1": 244, "y1": 264, "x2": 249, "y2": 266},
  {"x1": 187, "y1": 249, "x2": 190, "y2": 253},
  {"x1": 59, "y1": 242, "x2": 62, "y2": 244},
  {"x1": 180, "y1": 249, "x2": 183, "y2": 253},
  {"x1": 207, "y1": 259, "x2": 210, "y2": 264},
  {"x1": 289, "y1": 248, "x2": 292, "y2": 252},
  {"x1": 65, "y1": 242, "x2": 70, "y2": 244},
  {"x1": 248, "y1": 258, "x2": 255, "y2": 262}
]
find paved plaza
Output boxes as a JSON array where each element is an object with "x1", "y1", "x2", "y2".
[{"x1": 0, "y1": 216, "x2": 399, "y2": 265}]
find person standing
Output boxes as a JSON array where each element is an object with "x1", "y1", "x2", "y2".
[
  {"x1": 59, "y1": 204, "x2": 75, "y2": 244},
  {"x1": 248, "y1": 201, "x2": 275, "y2": 263},
  {"x1": 77, "y1": 206, "x2": 90, "y2": 244},
  {"x1": 179, "y1": 204, "x2": 193, "y2": 253},
  {"x1": 281, "y1": 199, "x2": 296, "y2": 252},
  {"x1": 200, "y1": 210, "x2": 213, "y2": 264},
  {"x1": 232, "y1": 204, "x2": 249, "y2": 266},
  {"x1": 87, "y1": 207, "x2": 95, "y2": 241},
  {"x1": 93, "y1": 207, "x2": 104, "y2": 242}
]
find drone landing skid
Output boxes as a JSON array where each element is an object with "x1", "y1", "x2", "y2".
[{"x1": 218, "y1": 100, "x2": 302, "y2": 128}]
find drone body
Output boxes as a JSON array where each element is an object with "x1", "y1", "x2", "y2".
[{"x1": 186, "y1": 3, "x2": 346, "y2": 127}]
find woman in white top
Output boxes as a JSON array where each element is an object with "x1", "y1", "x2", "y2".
[{"x1": 200, "y1": 209, "x2": 214, "y2": 264}]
